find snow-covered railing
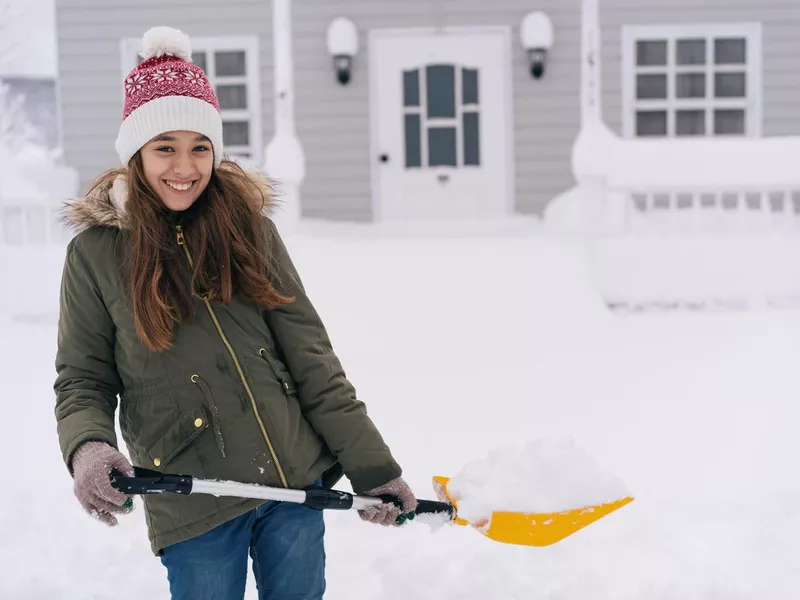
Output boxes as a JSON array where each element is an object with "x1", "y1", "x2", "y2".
[
  {"x1": 0, "y1": 146, "x2": 77, "y2": 246},
  {"x1": 615, "y1": 185, "x2": 800, "y2": 234},
  {"x1": 545, "y1": 119, "x2": 800, "y2": 310},
  {"x1": 556, "y1": 119, "x2": 800, "y2": 235},
  {"x1": 0, "y1": 198, "x2": 72, "y2": 245}
]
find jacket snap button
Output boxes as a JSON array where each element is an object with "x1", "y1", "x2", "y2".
[
  {"x1": 153, "y1": 457, "x2": 162, "y2": 467},
  {"x1": 194, "y1": 418, "x2": 204, "y2": 428}
]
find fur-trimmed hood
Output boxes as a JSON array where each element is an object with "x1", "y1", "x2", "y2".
[{"x1": 62, "y1": 166, "x2": 275, "y2": 232}]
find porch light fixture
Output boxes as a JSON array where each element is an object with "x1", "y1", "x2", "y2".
[
  {"x1": 326, "y1": 17, "x2": 359, "y2": 85},
  {"x1": 520, "y1": 11, "x2": 555, "y2": 79}
]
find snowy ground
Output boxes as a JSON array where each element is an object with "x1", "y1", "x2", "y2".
[{"x1": 2, "y1": 227, "x2": 800, "y2": 599}]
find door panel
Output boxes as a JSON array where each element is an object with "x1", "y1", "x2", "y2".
[{"x1": 372, "y1": 30, "x2": 511, "y2": 221}]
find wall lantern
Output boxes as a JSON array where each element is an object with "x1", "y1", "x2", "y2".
[
  {"x1": 520, "y1": 11, "x2": 555, "y2": 79},
  {"x1": 326, "y1": 17, "x2": 359, "y2": 85}
]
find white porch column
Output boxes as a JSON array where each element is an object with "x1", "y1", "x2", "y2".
[
  {"x1": 265, "y1": 0, "x2": 305, "y2": 231},
  {"x1": 580, "y1": 0, "x2": 601, "y2": 127},
  {"x1": 577, "y1": 0, "x2": 616, "y2": 233}
]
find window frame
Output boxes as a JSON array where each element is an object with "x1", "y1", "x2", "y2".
[
  {"x1": 621, "y1": 22, "x2": 762, "y2": 139},
  {"x1": 119, "y1": 35, "x2": 263, "y2": 164}
]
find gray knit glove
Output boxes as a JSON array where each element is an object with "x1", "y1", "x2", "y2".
[
  {"x1": 71, "y1": 441, "x2": 135, "y2": 526},
  {"x1": 359, "y1": 477, "x2": 418, "y2": 526}
]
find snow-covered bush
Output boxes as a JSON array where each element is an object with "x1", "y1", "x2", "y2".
[
  {"x1": 0, "y1": 80, "x2": 78, "y2": 246},
  {"x1": 0, "y1": 79, "x2": 36, "y2": 153}
]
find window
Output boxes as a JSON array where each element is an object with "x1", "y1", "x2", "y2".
[
  {"x1": 621, "y1": 23, "x2": 762, "y2": 138},
  {"x1": 402, "y1": 63, "x2": 481, "y2": 169},
  {"x1": 120, "y1": 36, "x2": 262, "y2": 164}
]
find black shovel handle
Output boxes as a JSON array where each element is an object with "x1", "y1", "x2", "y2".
[
  {"x1": 377, "y1": 494, "x2": 455, "y2": 520},
  {"x1": 110, "y1": 469, "x2": 455, "y2": 520},
  {"x1": 410, "y1": 499, "x2": 456, "y2": 519},
  {"x1": 110, "y1": 467, "x2": 193, "y2": 495}
]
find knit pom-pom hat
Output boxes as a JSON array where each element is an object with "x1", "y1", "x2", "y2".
[{"x1": 115, "y1": 26, "x2": 223, "y2": 167}]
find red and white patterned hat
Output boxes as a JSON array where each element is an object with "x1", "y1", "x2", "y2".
[{"x1": 115, "y1": 26, "x2": 223, "y2": 168}]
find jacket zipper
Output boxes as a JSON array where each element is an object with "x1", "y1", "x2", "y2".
[
  {"x1": 176, "y1": 225, "x2": 289, "y2": 488},
  {"x1": 191, "y1": 374, "x2": 227, "y2": 458}
]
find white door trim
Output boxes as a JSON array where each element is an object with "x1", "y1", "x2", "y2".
[{"x1": 368, "y1": 26, "x2": 515, "y2": 221}]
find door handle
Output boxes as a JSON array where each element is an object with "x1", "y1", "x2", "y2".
[{"x1": 437, "y1": 173, "x2": 450, "y2": 184}]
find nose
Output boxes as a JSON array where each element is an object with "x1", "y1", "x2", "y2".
[{"x1": 171, "y1": 153, "x2": 195, "y2": 179}]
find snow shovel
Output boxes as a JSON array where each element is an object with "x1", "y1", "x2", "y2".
[
  {"x1": 110, "y1": 468, "x2": 633, "y2": 547},
  {"x1": 431, "y1": 476, "x2": 633, "y2": 547}
]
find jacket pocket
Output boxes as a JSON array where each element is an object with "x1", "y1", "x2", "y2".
[
  {"x1": 258, "y1": 347, "x2": 298, "y2": 397},
  {"x1": 145, "y1": 405, "x2": 209, "y2": 470},
  {"x1": 190, "y1": 374, "x2": 227, "y2": 458}
]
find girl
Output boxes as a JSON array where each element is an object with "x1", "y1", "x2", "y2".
[{"x1": 54, "y1": 26, "x2": 417, "y2": 600}]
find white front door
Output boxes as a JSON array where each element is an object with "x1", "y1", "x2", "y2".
[{"x1": 370, "y1": 28, "x2": 513, "y2": 221}]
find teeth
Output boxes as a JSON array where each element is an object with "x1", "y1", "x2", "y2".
[{"x1": 166, "y1": 181, "x2": 192, "y2": 191}]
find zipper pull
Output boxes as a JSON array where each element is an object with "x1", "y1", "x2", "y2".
[{"x1": 176, "y1": 225, "x2": 185, "y2": 245}]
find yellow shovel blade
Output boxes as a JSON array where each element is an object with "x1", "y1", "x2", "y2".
[{"x1": 432, "y1": 476, "x2": 634, "y2": 547}]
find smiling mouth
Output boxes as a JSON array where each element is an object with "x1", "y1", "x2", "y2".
[{"x1": 164, "y1": 180, "x2": 198, "y2": 192}]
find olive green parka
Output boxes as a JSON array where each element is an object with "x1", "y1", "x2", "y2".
[{"x1": 54, "y1": 171, "x2": 401, "y2": 555}]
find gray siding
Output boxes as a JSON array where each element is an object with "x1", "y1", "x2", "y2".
[
  {"x1": 294, "y1": 0, "x2": 582, "y2": 221},
  {"x1": 601, "y1": 0, "x2": 800, "y2": 136},
  {"x1": 55, "y1": 0, "x2": 273, "y2": 193}
]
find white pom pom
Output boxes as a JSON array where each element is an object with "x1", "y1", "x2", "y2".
[{"x1": 140, "y1": 26, "x2": 192, "y2": 61}]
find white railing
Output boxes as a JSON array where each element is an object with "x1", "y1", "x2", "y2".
[
  {"x1": 548, "y1": 119, "x2": 800, "y2": 309},
  {"x1": 560, "y1": 118, "x2": 800, "y2": 236},
  {"x1": 0, "y1": 148, "x2": 78, "y2": 246},
  {"x1": 612, "y1": 185, "x2": 800, "y2": 235},
  {"x1": 0, "y1": 201, "x2": 73, "y2": 245}
]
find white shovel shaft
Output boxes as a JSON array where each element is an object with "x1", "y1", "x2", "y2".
[
  {"x1": 192, "y1": 479, "x2": 306, "y2": 502},
  {"x1": 191, "y1": 479, "x2": 384, "y2": 510}
]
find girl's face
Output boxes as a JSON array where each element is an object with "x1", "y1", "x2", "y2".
[{"x1": 140, "y1": 130, "x2": 214, "y2": 212}]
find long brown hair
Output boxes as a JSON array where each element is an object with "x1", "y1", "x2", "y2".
[{"x1": 85, "y1": 155, "x2": 293, "y2": 352}]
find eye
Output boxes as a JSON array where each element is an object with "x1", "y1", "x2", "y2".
[
  {"x1": 193, "y1": 145, "x2": 211, "y2": 153},
  {"x1": 155, "y1": 146, "x2": 174, "y2": 153}
]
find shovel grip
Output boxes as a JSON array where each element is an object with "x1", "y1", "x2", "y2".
[
  {"x1": 110, "y1": 467, "x2": 193, "y2": 495},
  {"x1": 415, "y1": 499, "x2": 456, "y2": 520},
  {"x1": 378, "y1": 495, "x2": 455, "y2": 520}
]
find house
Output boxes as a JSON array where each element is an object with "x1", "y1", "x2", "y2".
[{"x1": 54, "y1": 0, "x2": 800, "y2": 223}]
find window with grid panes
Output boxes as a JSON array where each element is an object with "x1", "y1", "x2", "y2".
[
  {"x1": 622, "y1": 24, "x2": 761, "y2": 138},
  {"x1": 123, "y1": 36, "x2": 262, "y2": 163},
  {"x1": 402, "y1": 64, "x2": 481, "y2": 169}
]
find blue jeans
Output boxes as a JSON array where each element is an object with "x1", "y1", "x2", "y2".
[{"x1": 160, "y1": 492, "x2": 326, "y2": 600}]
